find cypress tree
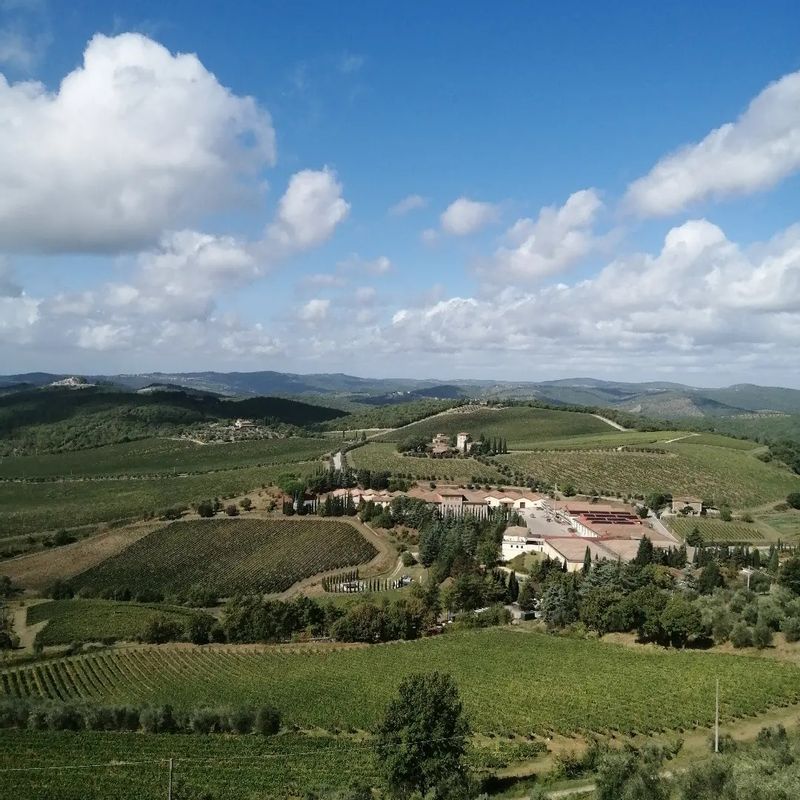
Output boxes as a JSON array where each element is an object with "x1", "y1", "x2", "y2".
[{"x1": 582, "y1": 546, "x2": 592, "y2": 574}]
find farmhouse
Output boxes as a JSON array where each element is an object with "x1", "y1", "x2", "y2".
[
  {"x1": 431, "y1": 433, "x2": 451, "y2": 455},
  {"x1": 501, "y1": 525, "x2": 545, "y2": 560},
  {"x1": 327, "y1": 484, "x2": 544, "y2": 519},
  {"x1": 548, "y1": 502, "x2": 643, "y2": 538},
  {"x1": 671, "y1": 495, "x2": 703, "y2": 515},
  {"x1": 541, "y1": 538, "x2": 610, "y2": 572}
]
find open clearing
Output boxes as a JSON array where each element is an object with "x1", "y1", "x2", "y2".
[
  {"x1": 3, "y1": 628, "x2": 798, "y2": 736},
  {"x1": 67, "y1": 518, "x2": 378, "y2": 597},
  {"x1": 497, "y1": 442, "x2": 800, "y2": 508},
  {"x1": 378, "y1": 406, "x2": 616, "y2": 448},
  {"x1": 27, "y1": 599, "x2": 199, "y2": 646}
]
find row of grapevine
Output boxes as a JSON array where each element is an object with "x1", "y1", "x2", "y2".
[
  {"x1": 69, "y1": 518, "x2": 377, "y2": 597},
  {"x1": 3, "y1": 630, "x2": 800, "y2": 737}
]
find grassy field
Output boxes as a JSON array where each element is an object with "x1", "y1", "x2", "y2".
[
  {"x1": 68, "y1": 518, "x2": 377, "y2": 597},
  {"x1": 497, "y1": 442, "x2": 800, "y2": 508},
  {"x1": 378, "y1": 406, "x2": 617, "y2": 448},
  {"x1": 27, "y1": 600, "x2": 199, "y2": 646},
  {"x1": 666, "y1": 517, "x2": 766, "y2": 544},
  {"x1": 3, "y1": 629, "x2": 799, "y2": 736},
  {"x1": 0, "y1": 462, "x2": 322, "y2": 538},
  {"x1": 348, "y1": 443, "x2": 505, "y2": 483},
  {"x1": 0, "y1": 437, "x2": 332, "y2": 480},
  {"x1": 756, "y1": 509, "x2": 800, "y2": 541}
]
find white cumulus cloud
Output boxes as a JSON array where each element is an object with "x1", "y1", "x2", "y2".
[
  {"x1": 267, "y1": 168, "x2": 350, "y2": 253},
  {"x1": 490, "y1": 189, "x2": 603, "y2": 281},
  {"x1": 0, "y1": 32, "x2": 275, "y2": 252},
  {"x1": 440, "y1": 197, "x2": 498, "y2": 236},
  {"x1": 625, "y1": 69, "x2": 800, "y2": 216},
  {"x1": 298, "y1": 298, "x2": 330, "y2": 322},
  {"x1": 389, "y1": 194, "x2": 427, "y2": 216}
]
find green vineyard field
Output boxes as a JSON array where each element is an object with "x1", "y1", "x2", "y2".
[
  {"x1": 348, "y1": 443, "x2": 504, "y2": 483},
  {"x1": 28, "y1": 600, "x2": 200, "y2": 646},
  {"x1": 0, "y1": 730, "x2": 377, "y2": 800},
  {"x1": 0, "y1": 437, "x2": 332, "y2": 480},
  {"x1": 0, "y1": 462, "x2": 322, "y2": 538},
  {"x1": 496, "y1": 443, "x2": 800, "y2": 508},
  {"x1": 3, "y1": 629, "x2": 799, "y2": 736},
  {"x1": 378, "y1": 406, "x2": 616, "y2": 448},
  {"x1": 667, "y1": 517, "x2": 766, "y2": 544},
  {"x1": 68, "y1": 518, "x2": 377, "y2": 597}
]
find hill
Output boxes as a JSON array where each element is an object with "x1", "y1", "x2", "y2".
[{"x1": 0, "y1": 385, "x2": 345, "y2": 455}]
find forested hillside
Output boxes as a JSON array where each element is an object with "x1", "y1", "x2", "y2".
[{"x1": 0, "y1": 387, "x2": 345, "y2": 455}]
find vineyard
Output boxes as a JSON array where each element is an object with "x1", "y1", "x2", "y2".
[
  {"x1": 67, "y1": 519, "x2": 377, "y2": 597},
  {"x1": 0, "y1": 461, "x2": 322, "y2": 538},
  {"x1": 2, "y1": 629, "x2": 799, "y2": 736},
  {"x1": 348, "y1": 443, "x2": 504, "y2": 483},
  {"x1": 378, "y1": 405, "x2": 617, "y2": 448},
  {"x1": 0, "y1": 436, "x2": 332, "y2": 481},
  {"x1": 496, "y1": 442, "x2": 800, "y2": 508},
  {"x1": 27, "y1": 600, "x2": 199, "y2": 646},
  {"x1": 0, "y1": 729, "x2": 377, "y2": 800},
  {"x1": 667, "y1": 517, "x2": 766, "y2": 544}
]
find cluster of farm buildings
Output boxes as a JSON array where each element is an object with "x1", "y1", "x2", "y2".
[{"x1": 325, "y1": 483, "x2": 686, "y2": 572}]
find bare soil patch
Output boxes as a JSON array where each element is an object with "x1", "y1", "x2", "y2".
[{"x1": 0, "y1": 522, "x2": 157, "y2": 592}]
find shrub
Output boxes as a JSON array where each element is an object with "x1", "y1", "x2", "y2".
[
  {"x1": 113, "y1": 706, "x2": 141, "y2": 731},
  {"x1": 83, "y1": 705, "x2": 118, "y2": 731},
  {"x1": 139, "y1": 705, "x2": 177, "y2": 734},
  {"x1": 225, "y1": 504, "x2": 240, "y2": 517},
  {"x1": 187, "y1": 613, "x2": 215, "y2": 645},
  {"x1": 53, "y1": 529, "x2": 77, "y2": 547},
  {"x1": 401, "y1": 551, "x2": 416, "y2": 568},
  {"x1": 0, "y1": 699, "x2": 30, "y2": 728},
  {"x1": 240, "y1": 498, "x2": 252, "y2": 511},
  {"x1": 197, "y1": 500, "x2": 215, "y2": 518},
  {"x1": 140, "y1": 615, "x2": 185, "y2": 644},
  {"x1": 730, "y1": 622, "x2": 753, "y2": 648},
  {"x1": 254, "y1": 705, "x2": 281, "y2": 736},
  {"x1": 753, "y1": 620, "x2": 773, "y2": 649},
  {"x1": 27, "y1": 706, "x2": 49, "y2": 731},
  {"x1": 46, "y1": 704, "x2": 83, "y2": 731},
  {"x1": 190, "y1": 708, "x2": 224, "y2": 735},
  {"x1": 228, "y1": 706, "x2": 255, "y2": 734},
  {"x1": 782, "y1": 615, "x2": 800, "y2": 643}
]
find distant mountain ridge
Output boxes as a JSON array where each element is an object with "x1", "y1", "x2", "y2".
[{"x1": 2, "y1": 371, "x2": 800, "y2": 418}]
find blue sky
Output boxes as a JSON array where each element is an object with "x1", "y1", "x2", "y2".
[{"x1": 1, "y1": 0, "x2": 800, "y2": 385}]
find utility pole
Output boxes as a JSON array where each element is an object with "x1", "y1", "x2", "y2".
[
  {"x1": 714, "y1": 678, "x2": 720, "y2": 754},
  {"x1": 167, "y1": 757, "x2": 173, "y2": 800}
]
